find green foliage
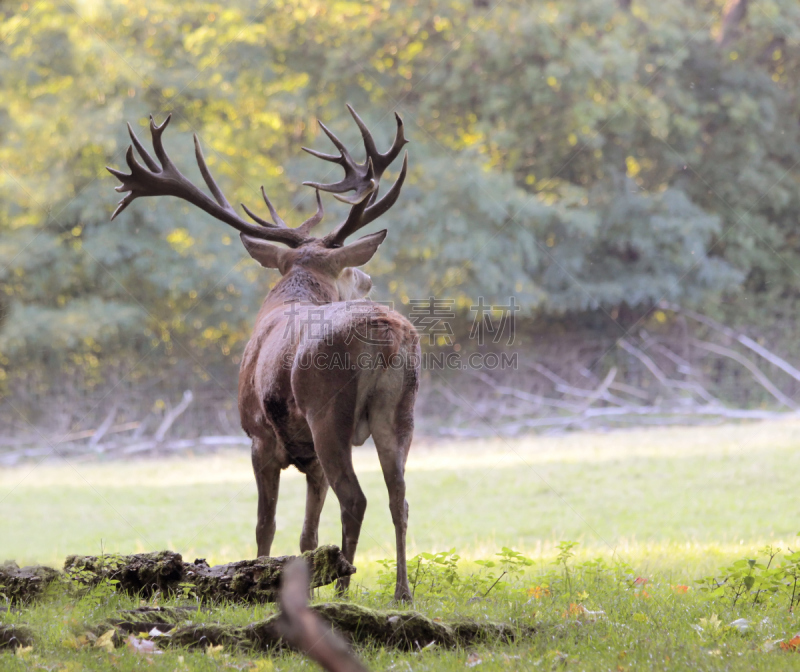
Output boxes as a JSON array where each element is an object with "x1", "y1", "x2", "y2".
[
  {"x1": 9, "y1": 546, "x2": 800, "y2": 671},
  {"x1": 697, "y1": 540, "x2": 800, "y2": 611},
  {"x1": 3, "y1": 0, "x2": 800, "y2": 385}
]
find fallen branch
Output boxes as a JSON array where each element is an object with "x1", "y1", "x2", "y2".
[
  {"x1": 63, "y1": 546, "x2": 355, "y2": 603},
  {"x1": 88, "y1": 403, "x2": 119, "y2": 448},
  {"x1": 692, "y1": 338, "x2": 799, "y2": 410},
  {"x1": 618, "y1": 339, "x2": 717, "y2": 403},
  {"x1": 529, "y1": 363, "x2": 632, "y2": 407},
  {"x1": 154, "y1": 390, "x2": 194, "y2": 442},
  {"x1": 467, "y1": 370, "x2": 584, "y2": 411},
  {"x1": 0, "y1": 434, "x2": 252, "y2": 466},
  {"x1": 576, "y1": 367, "x2": 617, "y2": 413},
  {"x1": 100, "y1": 603, "x2": 528, "y2": 652},
  {"x1": 277, "y1": 559, "x2": 368, "y2": 672},
  {"x1": 664, "y1": 303, "x2": 800, "y2": 384}
]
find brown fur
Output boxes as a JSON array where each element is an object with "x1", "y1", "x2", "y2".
[
  {"x1": 107, "y1": 107, "x2": 415, "y2": 601},
  {"x1": 240, "y1": 243, "x2": 419, "y2": 601}
]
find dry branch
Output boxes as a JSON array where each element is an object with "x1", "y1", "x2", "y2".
[
  {"x1": 63, "y1": 546, "x2": 355, "y2": 603},
  {"x1": 88, "y1": 403, "x2": 119, "y2": 448},
  {"x1": 664, "y1": 303, "x2": 800, "y2": 383},
  {"x1": 618, "y1": 339, "x2": 716, "y2": 403},
  {"x1": 154, "y1": 390, "x2": 194, "y2": 442},
  {"x1": 277, "y1": 559, "x2": 369, "y2": 672},
  {"x1": 692, "y1": 338, "x2": 799, "y2": 409},
  {"x1": 100, "y1": 603, "x2": 527, "y2": 653},
  {"x1": 528, "y1": 363, "x2": 631, "y2": 407}
]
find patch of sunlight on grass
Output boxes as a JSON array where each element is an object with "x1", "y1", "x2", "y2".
[{"x1": 2, "y1": 419, "x2": 799, "y2": 577}]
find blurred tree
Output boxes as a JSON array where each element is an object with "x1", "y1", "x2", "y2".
[{"x1": 1, "y1": 0, "x2": 800, "y2": 390}]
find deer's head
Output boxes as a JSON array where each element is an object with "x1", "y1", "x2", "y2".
[{"x1": 107, "y1": 106, "x2": 408, "y2": 302}]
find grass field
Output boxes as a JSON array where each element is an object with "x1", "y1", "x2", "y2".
[{"x1": 2, "y1": 420, "x2": 800, "y2": 669}]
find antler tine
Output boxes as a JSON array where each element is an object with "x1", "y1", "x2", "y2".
[
  {"x1": 127, "y1": 122, "x2": 160, "y2": 172},
  {"x1": 107, "y1": 116, "x2": 309, "y2": 248},
  {"x1": 317, "y1": 120, "x2": 355, "y2": 162},
  {"x1": 301, "y1": 116, "x2": 368, "y2": 198},
  {"x1": 297, "y1": 189, "x2": 325, "y2": 236},
  {"x1": 363, "y1": 151, "x2": 408, "y2": 223},
  {"x1": 301, "y1": 146, "x2": 344, "y2": 164},
  {"x1": 241, "y1": 187, "x2": 287, "y2": 228},
  {"x1": 302, "y1": 106, "x2": 406, "y2": 215},
  {"x1": 148, "y1": 114, "x2": 179, "y2": 173},
  {"x1": 346, "y1": 105, "x2": 407, "y2": 175},
  {"x1": 326, "y1": 151, "x2": 408, "y2": 247},
  {"x1": 193, "y1": 133, "x2": 233, "y2": 210}
]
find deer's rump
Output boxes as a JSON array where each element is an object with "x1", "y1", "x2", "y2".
[{"x1": 239, "y1": 301, "x2": 419, "y2": 466}]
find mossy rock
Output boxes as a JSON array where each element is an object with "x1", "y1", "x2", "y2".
[
  {"x1": 0, "y1": 624, "x2": 33, "y2": 650},
  {"x1": 0, "y1": 561, "x2": 62, "y2": 605}
]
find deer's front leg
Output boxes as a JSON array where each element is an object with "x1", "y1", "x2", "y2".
[{"x1": 251, "y1": 434, "x2": 281, "y2": 557}]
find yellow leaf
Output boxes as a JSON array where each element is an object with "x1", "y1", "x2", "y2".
[
  {"x1": 94, "y1": 628, "x2": 116, "y2": 652},
  {"x1": 15, "y1": 645, "x2": 33, "y2": 658},
  {"x1": 206, "y1": 643, "x2": 225, "y2": 657},
  {"x1": 248, "y1": 660, "x2": 275, "y2": 671}
]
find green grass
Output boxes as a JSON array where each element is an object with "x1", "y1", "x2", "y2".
[{"x1": 2, "y1": 420, "x2": 800, "y2": 669}]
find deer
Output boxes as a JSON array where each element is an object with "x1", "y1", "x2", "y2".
[{"x1": 107, "y1": 106, "x2": 419, "y2": 601}]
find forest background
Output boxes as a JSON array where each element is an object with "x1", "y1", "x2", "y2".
[{"x1": 2, "y1": 0, "x2": 800, "y2": 438}]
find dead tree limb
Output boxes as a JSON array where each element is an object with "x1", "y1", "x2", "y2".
[
  {"x1": 468, "y1": 370, "x2": 583, "y2": 411},
  {"x1": 692, "y1": 338, "x2": 799, "y2": 410},
  {"x1": 103, "y1": 602, "x2": 527, "y2": 652},
  {"x1": 664, "y1": 304, "x2": 800, "y2": 384},
  {"x1": 277, "y1": 559, "x2": 369, "y2": 672},
  {"x1": 0, "y1": 561, "x2": 61, "y2": 604},
  {"x1": 576, "y1": 367, "x2": 617, "y2": 413},
  {"x1": 619, "y1": 339, "x2": 716, "y2": 403},
  {"x1": 154, "y1": 390, "x2": 194, "y2": 442},
  {"x1": 529, "y1": 363, "x2": 631, "y2": 407},
  {"x1": 63, "y1": 546, "x2": 355, "y2": 603},
  {"x1": 0, "y1": 625, "x2": 33, "y2": 650},
  {"x1": 88, "y1": 403, "x2": 119, "y2": 448}
]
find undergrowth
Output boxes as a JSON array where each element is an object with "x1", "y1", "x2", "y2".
[{"x1": 2, "y1": 542, "x2": 800, "y2": 671}]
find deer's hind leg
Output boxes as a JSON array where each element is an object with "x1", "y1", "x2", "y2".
[
  {"x1": 369, "y1": 377, "x2": 416, "y2": 602},
  {"x1": 299, "y1": 459, "x2": 329, "y2": 552},
  {"x1": 251, "y1": 432, "x2": 282, "y2": 558},
  {"x1": 307, "y1": 418, "x2": 365, "y2": 594},
  {"x1": 369, "y1": 414, "x2": 413, "y2": 601}
]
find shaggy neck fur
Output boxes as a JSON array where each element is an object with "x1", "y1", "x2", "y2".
[{"x1": 264, "y1": 267, "x2": 337, "y2": 307}]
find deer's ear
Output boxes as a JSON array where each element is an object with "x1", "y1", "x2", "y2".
[
  {"x1": 330, "y1": 230, "x2": 388, "y2": 270},
  {"x1": 240, "y1": 234, "x2": 290, "y2": 273}
]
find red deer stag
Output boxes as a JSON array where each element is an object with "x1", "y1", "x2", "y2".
[{"x1": 108, "y1": 107, "x2": 419, "y2": 601}]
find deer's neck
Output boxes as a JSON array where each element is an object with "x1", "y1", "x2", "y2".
[{"x1": 263, "y1": 268, "x2": 337, "y2": 309}]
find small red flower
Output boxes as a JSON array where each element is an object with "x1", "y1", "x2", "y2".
[
  {"x1": 633, "y1": 576, "x2": 649, "y2": 586},
  {"x1": 671, "y1": 584, "x2": 689, "y2": 594},
  {"x1": 780, "y1": 635, "x2": 800, "y2": 652},
  {"x1": 562, "y1": 603, "x2": 585, "y2": 618}
]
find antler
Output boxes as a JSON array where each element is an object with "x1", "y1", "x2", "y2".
[
  {"x1": 107, "y1": 115, "x2": 322, "y2": 248},
  {"x1": 303, "y1": 106, "x2": 409, "y2": 247}
]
